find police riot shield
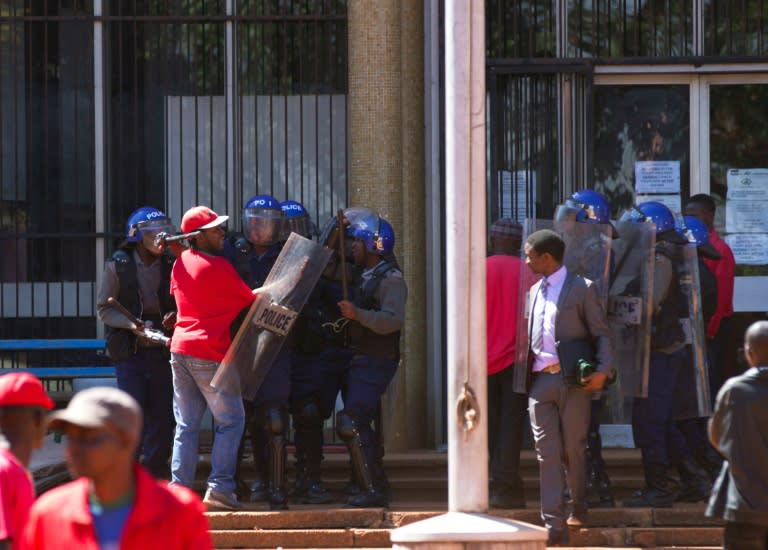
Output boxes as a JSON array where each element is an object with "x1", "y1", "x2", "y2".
[
  {"x1": 512, "y1": 218, "x2": 613, "y2": 393},
  {"x1": 669, "y1": 243, "x2": 712, "y2": 419},
  {"x1": 212, "y1": 233, "x2": 333, "y2": 399},
  {"x1": 604, "y1": 220, "x2": 656, "y2": 421}
]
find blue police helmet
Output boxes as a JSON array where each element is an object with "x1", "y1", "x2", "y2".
[
  {"x1": 568, "y1": 189, "x2": 612, "y2": 224},
  {"x1": 678, "y1": 215, "x2": 722, "y2": 260},
  {"x1": 348, "y1": 215, "x2": 395, "y2": 256},
  {"x1": 243, "y1": 194, "x2": 283, "y2": 245},
  {"x1": 621, "y1": 201, "x2": 687, "y2": 245},
  {"x1": 125, "y1": 206, "x2": 171, "y2": 243},
  {"x1": 280, "y1": 199, "x2": 314, "y2": 239}
]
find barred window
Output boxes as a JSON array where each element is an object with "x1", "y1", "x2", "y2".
[
  {"x1": 567, "y1": 0, "x2": 694, "y2": 58},
  {"x1": 704, "y1": 0, "x2": 768, "y2": 55}
]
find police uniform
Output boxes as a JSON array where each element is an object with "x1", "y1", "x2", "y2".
[
  {"x1": 338, "y1": 257, "x2": 407, "y2": 508},
  {"x1": 96, "y1": 247, "x2": 176, "y2": 478},
  {"x1": 288, "y1": 274, "x2": 355, "y2": 503},
  {"x1": 625, "y1": 243, "x2": 692, "y2": 507}
]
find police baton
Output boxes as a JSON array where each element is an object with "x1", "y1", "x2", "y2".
[
  {"x1": 337, "y1": 208, "x2": 348, "y2": 301},
  {"x1": 154, "y1": 230, "x2": 201, "y2": 245},
  {"x1": 106, "y1": 297, "x2": 170, "y2": 347}
]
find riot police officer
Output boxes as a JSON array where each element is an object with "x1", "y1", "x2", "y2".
[
  {"x1": 96, "y1": 206, "x2": 176, "y2": 478},
  {"x1": 336, "y1": 213, "x2": 407, "y2": 508},
  {"x1": 620, "y1": 201, "x2": 697, "y2": 507},
  {"x1": 672, "y1": 215, "x2": 722, "y2": 499},
  {"x1": 224, "y1": 194, "x2": 291, "y2": 509},
  {"x1": 288, "y1": 207, "x2": 356, "y2": 504}
]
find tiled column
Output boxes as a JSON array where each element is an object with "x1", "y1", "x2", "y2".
[{"x1": 348, "y1": 1, "x2": 427, "y2": 450}]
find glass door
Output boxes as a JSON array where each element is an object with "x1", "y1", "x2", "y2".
[
  {"x1": 702, "y1": 76, "x2": 768, "y2": 313},
  {"x1": 592, "y1": 74, "x2": 697, "y2": 219}
]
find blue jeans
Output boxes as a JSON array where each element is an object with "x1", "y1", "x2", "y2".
[{"x1": 170, "y1": 353, "x2": 245, "y2": 494}]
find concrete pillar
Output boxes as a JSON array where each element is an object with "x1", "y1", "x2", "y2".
[{"x1": 348, "y1": 0, "x2": 427, "y2": 451}]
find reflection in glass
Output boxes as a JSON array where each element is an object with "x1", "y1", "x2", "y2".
[
  {"x1": 710, "y1": 84, "x2": 768, "y2": 276},
  {"x1": 593, "y1": 86, "x2": 690, "y2": 216},
  {"x1": 568, "y1": 0, "x2": 693, "y2": 57}
]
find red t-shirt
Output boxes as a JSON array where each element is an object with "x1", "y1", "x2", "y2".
[
  {"x1": 0, "y1": 447, "x2": 34, "y2": 549},
  {"x1": 170, "y1": 249, "x2": 255, "y2": 362},
  {"x1": 486, "y1": 254, "x2": 522, "y2": 375},
  {"x1": 703, "y1": 229, "x2": 735, "y2": 339}
]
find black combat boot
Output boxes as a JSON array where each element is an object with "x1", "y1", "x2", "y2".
[
  {"x1": 585, "y1": 447, "x2": 615, "y2": 508},
  {"x1": 264, "y1": 406, "x2": 289, "y2": 510},
  {"x1": 623, "y1": 463, "x2": 680, "y2": 508}
]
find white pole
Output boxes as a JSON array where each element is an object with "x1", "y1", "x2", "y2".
[
  {"x1": 393, "y1": 1, "x2": 546, "y2": 545},
  {"x1": 445, "y1": 0, "x2": 488, "y2": 512}
]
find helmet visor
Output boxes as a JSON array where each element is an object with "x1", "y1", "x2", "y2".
[
  {"x1": 281, "y1": 215, "x2": 312, "y2": 240},
  {"x1": 243, "y1": 208, "x2": 283, "y2": 245},
  {"x1": 137, "y1": 219, "x2": 174, "y2": 254}
]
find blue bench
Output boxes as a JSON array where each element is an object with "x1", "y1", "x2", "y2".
[{"x1": 0, "y1": 339, "x2": 115, "y2": 402}]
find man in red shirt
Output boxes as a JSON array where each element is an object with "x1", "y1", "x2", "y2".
[
  {"x1": 684, "y1": 194, "x2": 736, "y2": 396},
  {"x1": 0, "y1": 373, "x2": 53, "y2": 550},
  {"x1": 19, "y1": 386, "x2": 212, "y2": 550},
  {"x1": 485, "y1": 218, "x2": 527, "y2": 509},
  {"x1": 169, "y1": 206, "x2": 257, "y2": 511}
]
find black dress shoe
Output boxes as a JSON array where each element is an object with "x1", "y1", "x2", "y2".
[{"x1": 344, "y1": 489, "x2": 388, "y2": 508}]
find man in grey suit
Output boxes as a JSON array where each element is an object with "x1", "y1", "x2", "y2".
[
  {"x1": 523, "y1": 229, "x2": 613, "y2": 546},
  {"x1": 706, "y1": 320, "x2": 768, "y2": 550}
]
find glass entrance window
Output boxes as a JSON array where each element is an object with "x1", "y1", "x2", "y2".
[
  {"x1": 710, "y1": 84, "x2": 768, "y2": 277},
  {"x1": 593, "y1": 85, "x2": 690, "y2": 217}
]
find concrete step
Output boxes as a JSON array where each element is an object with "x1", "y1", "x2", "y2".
[{"x1": 207, "y1": 505, "x2": 724, "y2": 548}]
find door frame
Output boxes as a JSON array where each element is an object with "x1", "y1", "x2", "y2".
[{"x1": 594, "y1": 67, "x2": 768, "y2": 312}]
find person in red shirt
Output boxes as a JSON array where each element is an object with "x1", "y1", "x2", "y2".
[
  {"x1": 485, "y1": 218, "x2": 527, "y2": 509},
  {"x1": 19, "y1": 386, "x2": 212, "y2": 550},
  {"x1": 0, "y1": 373, "x2": 53, "y2": 550},
  {"x1": 168, "y1": 206, "x2": 257, "y2": 511},
  {"x1": 684, "y1": 194, "x2": 736, "y2": 396}
]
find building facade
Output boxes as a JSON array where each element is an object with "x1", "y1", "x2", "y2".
[{"x1": 1, "y1": 1, "x2": 766, "y2": 449}]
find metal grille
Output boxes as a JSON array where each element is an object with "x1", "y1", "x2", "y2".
[
  {"x1": 704, "y1": 0, "x2": 768, "y2": 55},
  {"x1": 0, "y1": 4, "x2": 96, "y2": 338},
  {"x1": 0, "y1": 3, "x2": 347, "y2": 344},
  {"x1": 488, "y1": 62, "x2": 593, "y2": 223},
  {"x1": 567, "y1": 0, "x2": 694, "y2": 57},
  {"x1": 486, "y1": 0, "x2": 557, "y2": 58}
]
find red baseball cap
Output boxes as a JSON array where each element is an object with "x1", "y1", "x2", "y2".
[
  {"x1": 0, "y1": 373, "x2": 54, "y2": 410},
  {"x1": 180, "y1": 206, "x2": 229, "y2": 234}
]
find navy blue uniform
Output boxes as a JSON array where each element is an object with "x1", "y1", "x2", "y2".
[{"x1": 337, "y1": 260, "x2": 407, "y2": 508}]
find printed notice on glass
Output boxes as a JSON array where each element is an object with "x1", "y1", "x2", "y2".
[
  {"x1": 635, "y1": 161, "x2": 681, "y2": 193},
  {"x1": 636, "y1": 193, "x2": 681, "y2": 214},
  {"x1": 725, "y1": 201, "x2": 768, "y2": 233},
  {"x1": 498, "y1": 170, "x2": 536, "y2": 222},
  {"x1": 724, "y1": 233, "x2": 768, "y2": 265},
  {"x1": 726, "y1": 169, "x2": 768, "y2": 201}
]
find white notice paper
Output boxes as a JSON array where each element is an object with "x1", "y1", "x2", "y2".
[
  {"x1": 499, "y1": 170, "x2": 536, "y2": 222},
  {"x1": 725, "y1": 201, "x2": 768, "y2": 233},
  {"x1": 726, "y1": 169, "x2": 768, "y2": 201},
  {"x1": 635, "y1": 161, "x2": 681, "y2": 193},
  {"x1": 724, "y1": 233, "x2": 768, "y2": 265}
]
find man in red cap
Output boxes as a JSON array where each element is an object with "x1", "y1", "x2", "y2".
[
  {"x1": 168, "y1": 206, "x2": 257, "y2": 510},
  {"x1": 0, "y1": 373, "x2": 53, "y2": 549}
]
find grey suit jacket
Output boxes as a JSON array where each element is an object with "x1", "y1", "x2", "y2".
[
  {"x1": 528, "y1": 270, "x2": 613, "y2": 378},
  {"x1": 706, "y1": 367, "x2": 768, "y2": 527}
]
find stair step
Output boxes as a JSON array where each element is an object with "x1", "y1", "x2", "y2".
[{"x1": 209, "y1": 526, "x2": 724, "y2": 549}]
